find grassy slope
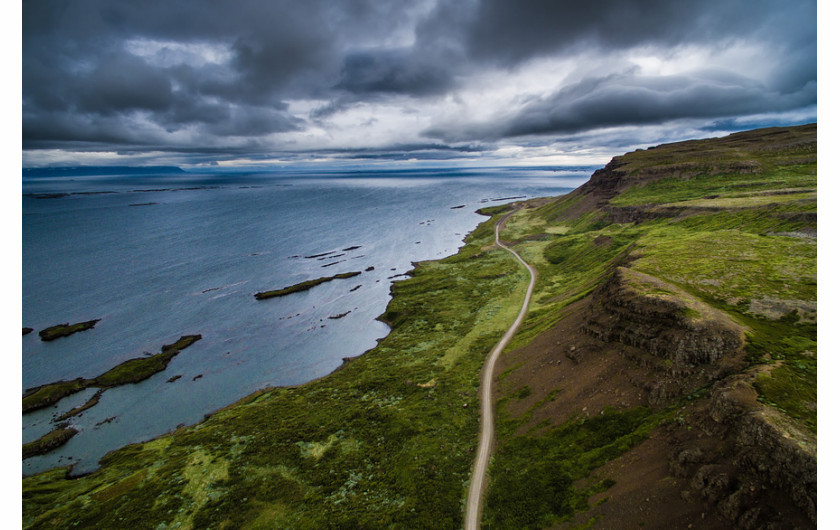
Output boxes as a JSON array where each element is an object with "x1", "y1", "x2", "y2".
[
  {"x1": 23, "y1": 208, "x2": 529, "y2": 529},
  {"x1": 483, "y1": 124, "x2": 816, "y2": 527}
]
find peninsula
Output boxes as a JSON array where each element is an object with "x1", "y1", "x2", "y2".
[{"x1": 23, "y1": 335, "x2": 202, "y2": 414}]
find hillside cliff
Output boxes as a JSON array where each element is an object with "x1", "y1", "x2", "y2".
[{"x1": 487, "y1": 123, "x2": 816, "y2": 528}]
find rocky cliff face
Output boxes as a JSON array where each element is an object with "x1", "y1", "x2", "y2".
[
  {"x1": 582, "y1": 266, "x2": 815, "y2": 526},
  {"x1": 583, "y1": 267, "x2": 745, "y2": 406},
  {"x1": 663, "y1": 371, "x2": 817, "y2": 528},
  {"x1": 586, "y1": 267, "x2": 744, "y2": 366}
]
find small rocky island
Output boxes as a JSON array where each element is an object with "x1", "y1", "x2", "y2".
[
  {"x1": 38, "y1": 319, "x2": 100, "y2": 341},
  {"x1": 254, "y1": 271, "x2": 362, "y2": 300}
]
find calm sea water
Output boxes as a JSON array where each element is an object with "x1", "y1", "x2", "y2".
[{"x1": 22, "y1": 167, "x2": 588, "y2": 475}]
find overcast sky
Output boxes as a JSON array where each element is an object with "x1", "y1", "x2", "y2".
[{"x1": 22, "y1": 0, "x2": 816, "y2": 169}]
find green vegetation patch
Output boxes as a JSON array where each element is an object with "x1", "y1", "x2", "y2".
[
  {"x1": 484, "y1": 407, "x2": 659, "y2": 529},
  {"x1": 633, "y1": 227, "x2": 815, "y2": 308},
  {"x1": 754, "y1": 361, "x2": 816, "y2": 432},
  {"x1": 255, "y1": 271, "x2": 362, "y2": 299},
  {"x1": 611, "y1": 166, "x2": 815, "y2": 207},
  {"x1": 38, "y1": 319, "x2": 100, "y2": 341},
  {"x1": 22, "y1": 379, "x2": 90, "y2": 414},
  {"x1": 477, "y1": 203, "x2": 516, "y2": 216},
  {"x1": 94, "y1": 334, "x2": 203, "y2": 387}
]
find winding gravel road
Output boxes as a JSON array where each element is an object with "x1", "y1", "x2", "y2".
[{"x1": 464, "y1": 211, "x2": 537, "y2": 530}]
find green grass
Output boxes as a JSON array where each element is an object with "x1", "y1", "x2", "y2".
[
  {"x1": 484, "y1": 407, "x2": 663, "y2": 529},
  {"x1": 610, "y1": 166, "x2": 815, "y2": 207},
  {"x1": 754, "y1": 362, "x2": 816, "y2": 432}
]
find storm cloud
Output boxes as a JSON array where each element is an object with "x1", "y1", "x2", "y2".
[{"x1": 22, "y1": 0, "x2": 816, "y2": 167}]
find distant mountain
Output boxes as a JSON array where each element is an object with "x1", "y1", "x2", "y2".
[{"x1": 23, "y1": 166, "x2": 185, "y2": 178}]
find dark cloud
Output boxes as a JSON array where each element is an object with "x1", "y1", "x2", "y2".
[
  {"x1": 335, "y1": 49, "x2": 454, "y2": 97},
  {"x1": 422, "y1": 0, "x2": 815, "y2": 66},
  {"x1": 202, "y1": 105, "x2": 304, "y2": 137},
  {"x1": 22, "y1": 0, "x2": 816, "y2": 165},
  {"x1": 75, "y1": 53, "x2": 173, "y2": 114},
  {"x1": 424, "y1": 67, "x2": 817, "y2": 142}
]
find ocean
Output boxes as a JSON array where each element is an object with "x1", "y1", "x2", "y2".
[{"x1": 22, "y1": 166, "x2": 588, "y2": 475}]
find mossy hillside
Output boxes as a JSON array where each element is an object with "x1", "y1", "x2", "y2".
[
  {"x1": 610, "y1": 164, "x2": 816, "y2": 207},
  {"x1": 604, "y1": 124, "x2": 814, "y2": 200},
  {"x1": 615, "y1": 157, "x2": 816, "y2": 434},
  {"x1": 23, "y1": 211, "x2": 531, "y2": 529},
  {"x1": 483, "y1": 124, "x2": 816, "y2": 525}
]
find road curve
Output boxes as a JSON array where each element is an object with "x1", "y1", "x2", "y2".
[{"x1": 464, "y1": 211, "x2": 537, "y2": 530}]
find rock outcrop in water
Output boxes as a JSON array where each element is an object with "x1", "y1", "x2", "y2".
[
  {"x1": 23, "y1": 427, "x2": 78, "y2": 460},
  {"x1": 38, "y1": 320, "x2": 100, "y2": 341},
  {"x1": 254, "y1": 271, "x2": 362, "y2": 300}
]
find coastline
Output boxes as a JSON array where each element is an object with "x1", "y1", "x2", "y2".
[
  {"x1": 23, "y1": 171, "x2": 583, "y2": 477},
  {"x1": 24, "y1": 200, "x2": 531, "y2": 527}
]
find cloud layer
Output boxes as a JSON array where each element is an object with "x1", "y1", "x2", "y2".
[{"x1": 23, "y1": 0, "x2": 816, "y2": 167}]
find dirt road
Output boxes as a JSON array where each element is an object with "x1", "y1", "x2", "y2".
[{"x1": 464, "y1": 211, "x2": 537, "y2": 530}]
